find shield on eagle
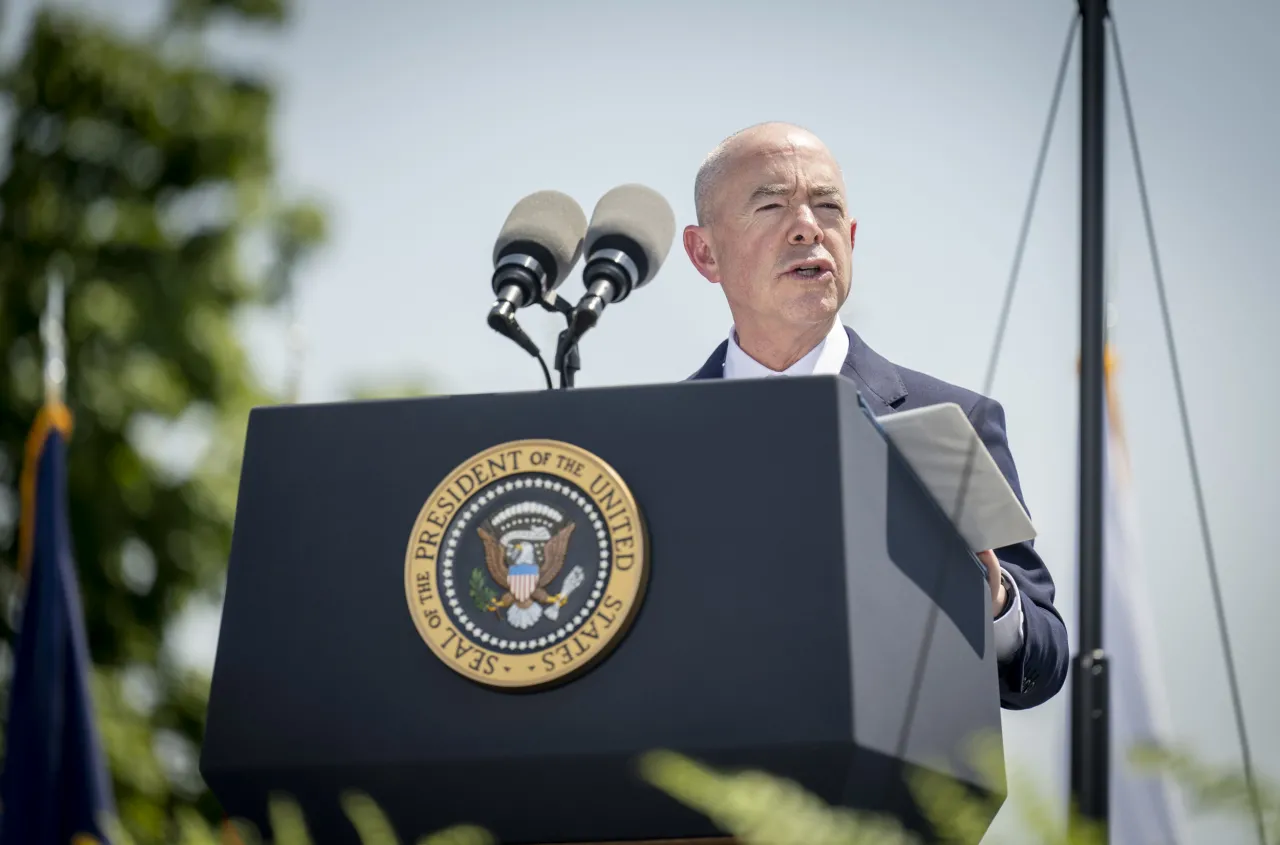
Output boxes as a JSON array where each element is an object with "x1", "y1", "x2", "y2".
[{"x1": 508, "y1": 560, "x2": 539, "y2": 603}]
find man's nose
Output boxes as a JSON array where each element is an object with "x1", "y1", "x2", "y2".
[{"x1": 788, "y1": 206, "x2": 823, "y2": 244}]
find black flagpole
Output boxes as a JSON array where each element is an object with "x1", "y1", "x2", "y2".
[{"x1": 1071, "y1": 0, "x2": 1111, "y2": 836}]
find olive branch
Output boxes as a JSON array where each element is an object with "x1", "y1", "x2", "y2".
[{"x1": 469, "y1": 567, "x2": 497, "y2": 611}]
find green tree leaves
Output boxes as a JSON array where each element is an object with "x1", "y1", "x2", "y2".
[{"x1": 0, "y1": 3, "x2": 324, "y2": 841}]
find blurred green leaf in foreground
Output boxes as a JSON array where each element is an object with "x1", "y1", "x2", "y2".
[
  {"x1": 84, "y1": 737, "x2": 1278, "y2": 844},
  {"x1": 638, "y1": 738, "x2": 1278, "y2": 845},
  {"x1": 102, "y1": 791, "x2": 493, "y2": 845}
]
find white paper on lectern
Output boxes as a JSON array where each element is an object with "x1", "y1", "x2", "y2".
[{"x1": 874, "y1": 402, "x2": 1037, "y2": 552}]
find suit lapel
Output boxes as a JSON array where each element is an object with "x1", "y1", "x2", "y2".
[
  {"x1": 840, "y1": 326, "x2": 908, "y2": 415},
  {"x1": 687, "y1": 339, "x2": 729, "y2": 380}
]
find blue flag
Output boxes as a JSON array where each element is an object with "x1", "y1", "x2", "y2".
[{"x1": 0, "y1": 402, "x2": 115, "y2": 845}]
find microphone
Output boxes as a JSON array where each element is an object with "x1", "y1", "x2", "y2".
[
  {"x1": 487, "y1": 190, "x2": 588, "y2": 355},
  {"x1": 566, "y1": 184, "x2": 676, "y2": 341}
]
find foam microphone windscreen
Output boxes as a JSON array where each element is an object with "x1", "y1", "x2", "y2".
[
  {"x1": 585, "y1": 184, "x2": 677, "y2": 286},
  {"x1": 492, "y1": 190, "x2": 588, "y2": 288}
]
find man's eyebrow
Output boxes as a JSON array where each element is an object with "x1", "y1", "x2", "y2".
[
  {"x1": 747, "y1": 184, "x2": 792, "y2": 203},
  {"x1": 747, "y1": 183, "x2": 844, "y2": 203}
]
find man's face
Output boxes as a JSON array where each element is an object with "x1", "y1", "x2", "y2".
[{"x1": 685, "y1": 129, "x2": 856, "y2": 332}]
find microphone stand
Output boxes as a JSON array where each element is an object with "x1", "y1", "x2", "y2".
[
  {"x1": 554, "y1": 330, "x2": 580, "y2": 389},
  {"x1": 542, "y1": 296, "x2": 579, "y2": 390}
]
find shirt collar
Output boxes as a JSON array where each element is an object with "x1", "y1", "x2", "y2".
[{"x1": 723, "y1": 319, "x2": 849, "y2": 379}]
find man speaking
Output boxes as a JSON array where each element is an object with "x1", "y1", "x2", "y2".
[{"x1": 681, "y1": 122, "x2": 1068, "y2": 711}]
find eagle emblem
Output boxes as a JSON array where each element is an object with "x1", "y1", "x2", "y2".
[{"x1": 472, "y1": 502, "x2": 585, "y2": 630}]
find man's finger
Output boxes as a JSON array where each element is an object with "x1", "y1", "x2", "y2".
[{"x1": 977, "y1": 549, "x2": 1000, "y2": 591}]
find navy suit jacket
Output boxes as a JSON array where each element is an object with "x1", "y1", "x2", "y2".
[{"x1": 688, "y1": 325, "x2": 1070, "y2": 710}]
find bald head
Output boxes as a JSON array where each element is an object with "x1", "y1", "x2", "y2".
[
  {"x1": 693, "y1": 122, "x2": 843, "y2": 225},
  {"x1": 682, "y1": 121, "x2": 857, "y2": 350}
]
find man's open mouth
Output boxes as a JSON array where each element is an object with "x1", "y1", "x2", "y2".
[{"x1": 785, "y1": 260, "x2": 835, "y2": 278}]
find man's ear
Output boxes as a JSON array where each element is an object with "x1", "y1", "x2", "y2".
[
  {"x1": 849, "y1": 218, "x2": 858, "y2": 251},
  {"x1": 683, "y1": 225, "x2": 721, "y2": 284}
]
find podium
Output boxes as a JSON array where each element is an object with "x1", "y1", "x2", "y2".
[{"x1": 199, "y1": 375, "x2": 1006, "y2": 844}]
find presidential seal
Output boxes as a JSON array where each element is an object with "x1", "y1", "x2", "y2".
[{"x1": 404, "y1": 439, "x2": 648, "y2": 689}]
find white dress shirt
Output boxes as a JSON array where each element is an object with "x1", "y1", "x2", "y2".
[
  {"x1": 724, "y1": 318, "x2": 851, "y2": 380},
  {"x1": 721, "y1": 321, "x2": 1026, "y2": 663}
]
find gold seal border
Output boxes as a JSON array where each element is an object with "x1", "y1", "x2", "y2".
[{"x1": 404, "y1": 438, "x2": 649, "y2": 691}]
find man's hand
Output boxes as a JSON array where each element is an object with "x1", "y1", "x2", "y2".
[{"x1": 977, "y1": 549, "x2": 1008, "y2": 618}]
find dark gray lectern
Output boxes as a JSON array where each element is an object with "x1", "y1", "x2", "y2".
[{"x1": 199, "y1": 375, "x2": 1006, "y2": 844}]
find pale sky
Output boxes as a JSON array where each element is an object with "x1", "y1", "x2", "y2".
[{"x1": 6, "y1": 1, "x2": 1279, "y2": 842}]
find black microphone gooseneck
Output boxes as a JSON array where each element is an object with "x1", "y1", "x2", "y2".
[
  {"x1": 488, "y1": 245, "x2": 556, "y2": 368},
  {"x1": 569, "y1": 241, "x2": 645, "y2": 335},
  {"x1": 555, "y1": 245, "x2": 643, "y2": 389},
  {"x1": 550, "y1": 298, "x2": 581, "y2": 390}
]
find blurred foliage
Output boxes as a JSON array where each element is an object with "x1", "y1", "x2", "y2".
[
  {"x1": 102, "y1": 791, "x2": 493, "y2": 845},
  {"x1": 345, "y1": 379, "x2": 435, "y2": 402},
  {"x1": 82, "y1": 739, "x2": 1276, "y2": 844},
  {"x1": 0, "y1": 0, "x2": 324, "y2": 841},
  {"x1": 638, "y1": 740, "x2": 1276, "y2": 845},
  {"x1": 1129, "y1": 743, "x2": 1279, "y2": 842},
  {"x1": 640, "y1": 749, "x2": 922, "y2": 845},
  {"x1": 169, "y1": 0, "x2": 289, "y2": 29}
]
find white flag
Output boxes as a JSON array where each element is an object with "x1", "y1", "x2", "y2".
[{"x1": 1097, "y1": 349, "x2": 1190, "y2": 844}]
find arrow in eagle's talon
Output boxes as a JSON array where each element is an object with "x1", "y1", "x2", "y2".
[{"x1": 544, "y1": 566, "x2": 586, "y2": 622}]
